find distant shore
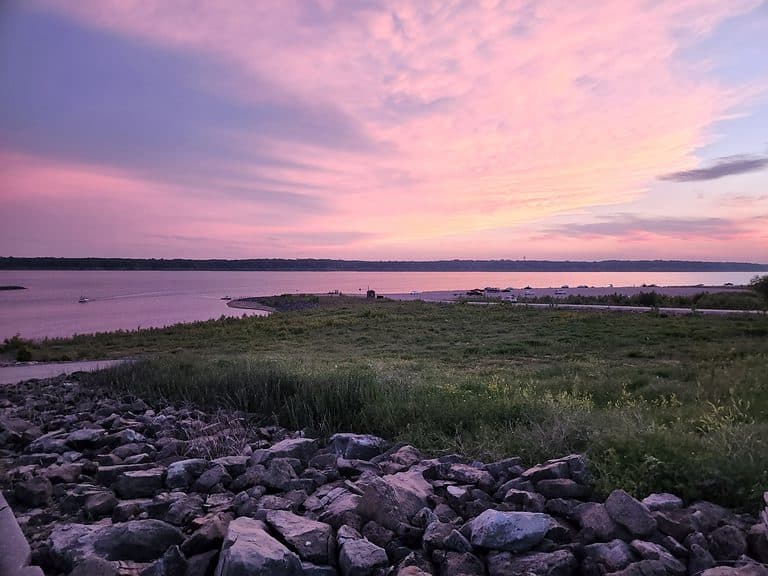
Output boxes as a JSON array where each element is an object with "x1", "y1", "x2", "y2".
[
  {"x1": 2, "y1": 256, "x2": 767, "y2": 272},
  {"x1": 386, "y1": 284, "x2": 749, "y2": 301}
]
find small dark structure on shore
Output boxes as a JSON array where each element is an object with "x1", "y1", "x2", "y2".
[{"x1": 366, "y1": 289, "x2": 376, "y2": 299}]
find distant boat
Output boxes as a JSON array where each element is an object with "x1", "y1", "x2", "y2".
[
  {"x1": 78, "y1": 296, "x2": 89, "y2": 303},
  {"x1": 221, "y1": 296, "x2": 232, "y2": 300}
]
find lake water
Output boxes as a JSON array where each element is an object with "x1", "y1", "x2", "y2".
[{"x1": 0, "y1": 270, "x2": 758, "y2": 340}]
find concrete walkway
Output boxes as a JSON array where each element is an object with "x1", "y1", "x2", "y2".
[{"x1": 0, "y1": 359, "x2": 125, "y2": 385}]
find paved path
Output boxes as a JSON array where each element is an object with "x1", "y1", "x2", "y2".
[{"x1": 0, "y1": 359, "x2": 125, "y2": 385}]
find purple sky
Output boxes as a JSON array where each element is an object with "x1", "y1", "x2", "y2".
[{"x1": 1, "y1": 1, "x2": 767, "y2": 261}]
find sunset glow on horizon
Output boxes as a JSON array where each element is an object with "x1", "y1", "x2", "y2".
[{"x1": 2, "y1": 1, "x2": 767, "y2": 261}]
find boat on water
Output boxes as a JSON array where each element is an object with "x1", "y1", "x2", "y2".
[
  {"x1": 78, "y1": 296, "x2": 89, "y2": 303},
  {"x1": 221, "y1": 296, "x2": 232, "y2": 300}
]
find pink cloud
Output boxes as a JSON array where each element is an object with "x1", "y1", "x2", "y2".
[{"x1": 10, "y1": 0, "x2": 766, "y2": 258}]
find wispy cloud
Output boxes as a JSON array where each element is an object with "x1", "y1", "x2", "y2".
[
  {"x1": 659, "y1": 155, "x2": 768, "y2": 182},
  {"x1": 1, "y1": 0, "x2": 765, "y2": 258},
  {"x1": 545, "y1": 214, "x2": 760, "y2": 240}
]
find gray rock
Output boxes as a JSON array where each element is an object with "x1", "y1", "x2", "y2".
[
  {"x1": 181, "y1": 512, "x2": 232, "y2": 556},
  {"x1": 700, "y1": 568, "x2": 768, "y2": 576},
  {"x1": 268, "y1": 437, "x2": 318, "y2": 462},
  {"x1": 329, "y1": 433, "x2": 388, "y2": 461},
  {"x1": 139, "y1": 545, "x2": 187, "y2": 576},
  {"x1": 423, "y1": 520, "x2": 454, "y2": 551},
  {"x1": 361, "y1": 521, "x2": 395, "y2": 549},
  {"x1": 165, "y1": 458, "x2": 208, "y2": 489},
  {"x1": 165, "y1": 494, "x2": 205, "y2": 526},
  {"x1": 486, "y1": 549, "x2": 578, "y2": 576},
  {"x1": 66, "y1": 427, "x2": 106, "y2": 449},
  {"x1": 609, "y1": 560, "x2": 667, "y2": 576},
  {"x1": 265, "y1": 509, "x2": 335, "y2": 565},
  {"x1": 96, "y1": 463, "x2": 155, "y2": 485},
  {"x1": 213, "y1": 455, "x2": 249, "y2": 477},
  {"x1": 93, "y1": 519, "x2": 184, "y2": 562},
  {"x1": 42, "y1": 462, "x2": 82, "y2": 483},
  {"x1": 630, "y1": 540, "x2": 686, "y2": 575},
  {"x1": 423, "y1": 462, "x2": 494, "y2": 489},
  {"x1": 358, "y1": 469, "x2": 433, "y2": 530},
  {"x1": 48, "y1": 523, "x2": 101, "y2": 571},
  {"x1": 83, "y1": 491, "x2": 119, "y2": 518},
  {"x1": 432, "y1": 551, "x2": 485, "y2": 576},
  {"x1": 185, "y1": 550, "x2": 219, "y2": 576},
  {"x1": 444, "y1": 529, "x2": 473, "y2": 553},
  {"x1": 520, "y1": 460, "x2": 570, "y2": 483},
  {"x1": 708, "y1": 524, "x2": 747, "y2": 561},
  {"x1": 605, "y1": 489, "x2": 657, "y2": 537},
  {"x1": 748, "y1": 523, "x2": 768, "y2": 563},
  {"x1": 582, "y1": 539, "x2": 635, "y2": 575},
  {"x1": 69, "y1": 557, "x2": 119, "y2": 576},
  {"x1": 467, "y1": 509, "x2": 550, "y2": 552},
  {"x1": 113, "y1": 468, "x2": 165, "y2": 499},
  {"x1": 302, "y1": 561, "x2": 339, "y2": 576},
  {"x1": 535, "y1": 478, "x2": 588, "y2": 500},
  {"x1": 339, "y1": 538, "x2": 388, "y2": 576},
  {"x1": 577, "y1": 502, "x2": 626, "y2": 543},
  {"x1": 194, "y1": 463, "x2": 231, "y2": 492},
  {"x1": 214, "y1": 517, "x2": 302, "y2": 576},
  {"x1": 642, "y1": 493, "x2": 683, "y2": 512},
  {"x1": 14, "y1": 476, "x2": 53, "y2": 507}
]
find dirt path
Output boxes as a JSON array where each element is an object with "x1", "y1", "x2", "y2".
[{"x1": 0, "y1": 359, "x2": 126, "y2": 385}]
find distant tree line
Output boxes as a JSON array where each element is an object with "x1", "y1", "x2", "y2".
[{"x1": 1, "y1": 257, "x2": 767, "y2": 272}]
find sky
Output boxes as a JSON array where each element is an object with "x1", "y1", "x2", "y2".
[{"x1": 1, "y1": 0, "x2": 767, "y2": 262}]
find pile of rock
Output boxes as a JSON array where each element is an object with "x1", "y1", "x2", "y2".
[{"x1": 1, "y1": 376, "x2": 767, "y2": 576}]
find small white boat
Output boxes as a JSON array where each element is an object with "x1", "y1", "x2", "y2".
[{"x1": 78, "y1": 296, "x2": 89, "y2": 303}]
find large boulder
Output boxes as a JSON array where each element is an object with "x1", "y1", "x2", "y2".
[
  {"x1": 49, "y1": 523, "x2": 101, "y2": 571},
  {"x1": 113, "y1": 468, "x2": 165, "y2": 499},
  {"x1": 265, "y1": 510, "x2": 335, "y2": 565},
  {"x1": 214, "y1": 517, "x2": 302, "y2": 576},
  {"x1": 329, "y1": 434, "x2": 388, "y2": 461},
  {"x1": 66, "y1": 427, "x2": 106, "y2": 449},
  {"x1": 93, "y1": 519, "x2": 184, "y2": 562},
  {"x1": 605, "y1": 490, "x2": 657, "y2": 537},
  {"x1": 486, "y1": 549, "x2": 578, "y2": 576},
  {"x1": 582, "y1": 539, "x2": 635, "y2": 576},
  {"x1": 423, "y1": 462, "x2": 494, "y2": 490},
  {"x1": 165, "y1": 459, "x2": 208, "y2": 490},
  {"x1": 339, "y1": 538, "x2": 389, "y2": 576},
  {"x1": 629, "y1": 540, "x2": 685, "y2": 575},
  {"x1": 14, "y1": 476, "x2": 53, "y2": 507},
  {"x1": 268, "y1": 437, "x2": 318, "y2": 462},
  {"x1": 358, "y1": 470, "x2": 432, "y2": 530},
  {"x1": 641, "y1": 493, "x2": 683, "y2": 512},
  {"x1": 466, "y1": 510, "x2": 550, "y2": 552}
]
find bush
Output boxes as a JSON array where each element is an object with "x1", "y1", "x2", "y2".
[
  {"x1": 15, "y1": 347, "x2": 32, "y2": 362},
  {"x1": 749, "y1": 275, "x2": 768, "y2": 306}
]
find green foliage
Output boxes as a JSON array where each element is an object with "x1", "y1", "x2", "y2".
[
  {"x1": 750, "y1": 274, "x2": 768, "y2": 304},
  {"x1": 1, "y1": 334, "x2": 34, "y2": 361},
  {"x1": 41, "y1": 298, "x2": 768, "y2": 508},
  {"x1": 520, "y1": 290, "x2": 761, "y2": 310}
]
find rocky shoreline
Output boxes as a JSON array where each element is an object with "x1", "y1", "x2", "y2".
[{"x1": 1, "y1": 376, "x2": 767, "y2": 576}]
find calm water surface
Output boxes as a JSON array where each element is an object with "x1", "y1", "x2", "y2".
[{"x1": 0, "y1": 270, "x2": 757, "y2": 340}]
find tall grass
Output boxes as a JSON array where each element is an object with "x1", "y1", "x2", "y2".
[{"x1": 86, "y1": 354, "x2": 768, "y2": 509}]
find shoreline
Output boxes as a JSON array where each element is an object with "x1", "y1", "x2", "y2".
[{"x1": 384, "y1": 284, "x2": 749, "y2": 302}]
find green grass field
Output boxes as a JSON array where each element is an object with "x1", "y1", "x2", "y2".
[{"x1": 8, "y1": 296, "x2": 768, "y2": 508}]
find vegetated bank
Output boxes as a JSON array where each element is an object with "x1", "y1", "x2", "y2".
[
  {"x1": 9, "y1": 296, "x2": 768, "y2": 508},
  {"x1": 500, "y1": 290, "x2": 765, "y2": 311},
  {"x1": 2, "y1": 375, "x2": 768, "y2": 575}
]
